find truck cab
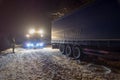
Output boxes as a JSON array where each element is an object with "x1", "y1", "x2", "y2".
[{"x1": 24, "y1": 29, "x2": 45, "y2": 49}]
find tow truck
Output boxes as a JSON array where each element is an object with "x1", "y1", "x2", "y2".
[{"x1": 24, "y1": 29, "x2": 45, "y2": 49}]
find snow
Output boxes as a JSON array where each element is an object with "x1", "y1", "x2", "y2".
[{"x1": 0, "y1": 47, "x2": 120, "y2": 80}]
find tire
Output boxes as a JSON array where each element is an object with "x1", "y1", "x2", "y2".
[
  {"x1": 65, "y1": 45, "x2": 73, "y2": 57},
  {"x1": 73, "y1": 46, "x2": 83, "y2": 59},
  {"x1": 59, "y1": 44, "x2": 65, "y2": 54}
]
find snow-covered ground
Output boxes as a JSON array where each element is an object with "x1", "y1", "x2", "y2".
[{"x1": 0, "y1": 47, "x2": 120, "y2": 80}]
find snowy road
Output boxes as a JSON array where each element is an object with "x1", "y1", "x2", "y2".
[{"x1": 0, "y1": 47, "x2": 120, "y2": 80}]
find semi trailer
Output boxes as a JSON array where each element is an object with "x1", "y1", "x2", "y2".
[{"x1": 51, "y1": 0, "x2": 120, "y2": 60}]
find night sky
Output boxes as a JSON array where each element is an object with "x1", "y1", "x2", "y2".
[
  {"x1": 0, "y1": 0, "x2": 56, "y2": 36},
  {"x1": 0, "y1": 0, "x2": 86, "y2": 44}
]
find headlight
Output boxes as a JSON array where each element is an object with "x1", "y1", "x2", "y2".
[
  {"x1": 38, "y1": 30, "x2": 44, "y2": 34},
  {"x1": 26, "y1": 34, "x2": 30, "y2": 38},
  {"x1": 26, "y1": 43, "x2": 34, "y2": 47},
  {"x1": 36, "y1": 42, "x2": 44, "y2": 47},
  {"x1": 29, "y1": 29, "x2": 35, "y2": 34}
]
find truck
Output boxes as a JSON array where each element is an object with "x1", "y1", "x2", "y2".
[
  {"x1": 24, "y1": 29, "x2": 45, "y2": 49},
  {"x1": 51, "y1": 0, "x2": 120, "y2": 60}
]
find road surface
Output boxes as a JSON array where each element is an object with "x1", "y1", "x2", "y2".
[{"x1": 0, "y1": 47, "x2": 120, "y2": 80}]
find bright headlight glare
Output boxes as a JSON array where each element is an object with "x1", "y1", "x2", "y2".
[
  {"x1": 38, "y1": 30, "x2": 44, "y2": 34},
  {"x1": 29, "y1": 29, "x2": 35, "y2": 34},
  {"x1": 30, "y1": 44, "x2": 34, "y2": 47},
  {"x1": 40, "y1": 43, "x2": 44, "y2": 46},
  {"x1": 26, "y1": 34, "x2": 30, "y2": 38},
  {"x1": 26, "y1": 43, "x2": 30, "y2": 47},
  {"x1": 26, "y1": 43, "x2": 34, "y2": 47},
  {"x1": 36, "y1": 43, "x2": 44, "y2": 47}
]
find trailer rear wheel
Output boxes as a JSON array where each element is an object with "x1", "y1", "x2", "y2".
[
  {"x1": 65, "y1": 45, "x2": 72, "y2": 57},
  {"x1": 59, "y1": 44, "x2": 65, "y2": 54},
  {"x1": 73, "y1": 46, "x2": 82, "y2": 59}
]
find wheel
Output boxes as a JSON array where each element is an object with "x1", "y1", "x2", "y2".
[
  {"x1": 59, "y1": 44, "x2": 65, "y2": 54},
  {"x1": 65, "y1": 45, "x2": 73, "y2": 57},
  {"x1": 73, "y1": 46, "x2": 83, "y2": 59}
]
